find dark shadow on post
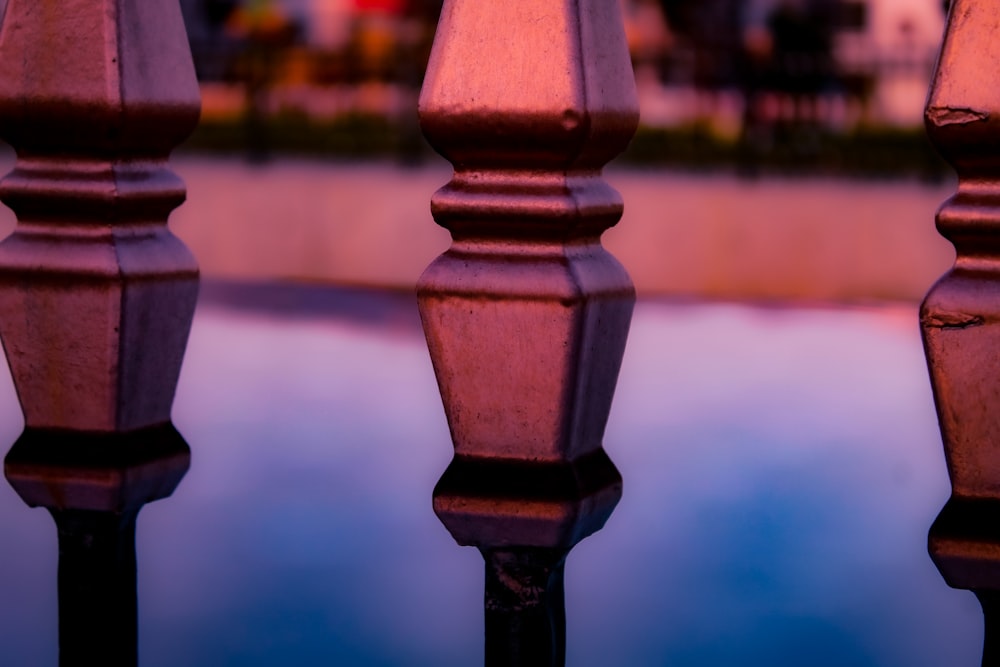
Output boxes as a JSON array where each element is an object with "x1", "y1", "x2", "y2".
[
  {"x1": 5, "y1": 426, "x2": 190, "y2": 667},
  {"x1": 979, "y1": 591, "x2": 1000, "y2": 666}
]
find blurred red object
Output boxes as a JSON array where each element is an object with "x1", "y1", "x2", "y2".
[{"x1": 355, "y1": 0, "x2": 404, "y2": 13}]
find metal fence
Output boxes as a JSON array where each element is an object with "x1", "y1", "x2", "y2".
[{"x1": 0, "y1": 0, "x2": 990, "y2": 665}]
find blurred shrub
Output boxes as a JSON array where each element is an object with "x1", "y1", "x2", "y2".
[
  {"x1": 620, "y1": 124, "x2": 949, "y2": 179},
  {"x1": 181, "y1": 113, "x2": 950, "y2": 180}
]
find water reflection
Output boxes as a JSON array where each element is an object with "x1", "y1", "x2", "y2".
[
  {"x1": 0, "y1": 284, "x2": 985, "y2": 665},
  {"x1": 5, "y1": 426, "x2": 189, "y2": 667}
]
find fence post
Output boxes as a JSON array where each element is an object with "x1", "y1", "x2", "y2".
[
  {"x1": 0, "y1": 1, "x2": 200, "y2": 664},
  {"x1": 5, "y1": 429, "x2": 190, "y2": 667},
  {"x1": 417, "y1": 1, "x2": 638, "y2": 663},
  {"x1": 0, "y1": 0, "x2": 200, "y2": 434},
  {"x1": 921, "y1": 1, "x2": 1000, "y2": 663}
]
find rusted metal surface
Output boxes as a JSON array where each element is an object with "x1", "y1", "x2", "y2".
[
  {"x1": 5, "y1": 426, "x2": 190, "y2": 667},
  {"x1": 0, "y1": 0, "x2": 200, "y2": 432},
  {"x1": 921, "y1": 1, "x2": 1000, "y2": 662},
  {"x1": 0, "y1": 2, "x2": 199, "y2": 664},
  {"x1": 417, "y1": 0, "x2": 638, "y2": 663}
]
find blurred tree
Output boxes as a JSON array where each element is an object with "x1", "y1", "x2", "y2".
[
  {"x1": 656, "y1": 0, "x2": 744, "y2": 88},
  {"x1": 767, "y1": 0, "x2": 835, "y2": 98},
  {"x1": 203, "y1": 0, "x2": 239, "y2": 28},
  {"x1": 227, "y1": 0, "x2": 298, "y2": 161},
  {"x1": 403, "y1": 0, "x2": 443, "y2": 23},
  {"x1": 398, "y1": 0, "x2": 444, "y2": 162}
]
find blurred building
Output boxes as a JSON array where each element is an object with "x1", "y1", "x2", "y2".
[
  {"x1": 633, "y1": 0, "x2": 945, "y2": 128},
  {"x1": 180, "y1": 0, "x2": 945, "y2": 128},
  {"x1": 833, "y1": 0, "x2": 945, "y2": 125}
]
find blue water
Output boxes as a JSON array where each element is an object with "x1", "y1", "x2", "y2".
[{"x1": 0, "y1": 286, "x2": 982, "y2": 665}]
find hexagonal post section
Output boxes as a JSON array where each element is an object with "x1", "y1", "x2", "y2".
[
  {"x1": 5, "y1": 426, "x2": 190, "y2": 667},
  {"x1": 417, "y1": 0, "x2": 638, "y2": 663},
  {"x1": 0, "y1": 2, "x2": 199, "y2": 664},
  {"x1": 921, "y1": 1, "x2": 1000, "y2": 663},
  {"x1": 0, "y1": 0, "x2": 201, "y2": 433}
]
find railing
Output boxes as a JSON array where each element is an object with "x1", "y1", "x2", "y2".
[
  {"x1": 0, "y1": 0, "x2": 198, "y2": 664},
  {"x1": 416, "y1": 1, "x2": 636, "y2": 663},
  {"x1": 922, "y1": 0, "x2": 1000, "y2": 664},
  {"x1": 0, "y1": 0, "x2": 993, "y2": 665}
]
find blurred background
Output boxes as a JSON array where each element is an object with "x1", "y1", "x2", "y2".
[
  {"x1": 0, "y1": 0, "x2": 952, "y2": 304},
  {"x1": 181, "y1": 0, "x2": 948, "y2": 174},
  {"x1": 105, "y1": 0, "x2": 960, "y2": 303},
  {"x1": 0, "y1": 1, "x2": 987, "y2": 666}
]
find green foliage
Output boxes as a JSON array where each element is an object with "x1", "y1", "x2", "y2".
[
  {"x1": 181, "y1": 114, "x2": 950, "y2": 179},
  {"x1": 619, "y1": 124, "x2": 950, "y2": 179},
  {"x1": 183, "y1": 112, "x2": 416, "y2": 159}
]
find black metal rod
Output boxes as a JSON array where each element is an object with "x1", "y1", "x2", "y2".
[
  {"x1": 483, "y1": 548, "x2": 568, "y2": 667},
  {"x1": 52, "y1": 508, "x2": 140, "y2": 667}
]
